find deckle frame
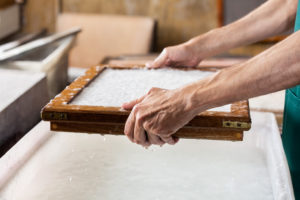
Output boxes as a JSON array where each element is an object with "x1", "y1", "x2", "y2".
[{"x1": 41, "y1": 65, "x2": 251, "y2": 141}]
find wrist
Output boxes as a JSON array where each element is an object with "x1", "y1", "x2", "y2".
[
  {"x1": 180, "y1": 70, "x2": 228, "y2": 115},
  {"x1": 179, "y1": 79, "x2": 215, "y2": 115}
]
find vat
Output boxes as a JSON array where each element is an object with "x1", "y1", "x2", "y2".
[{"x1": 0, "y1": 112, "x2": 294, "y2": 200}]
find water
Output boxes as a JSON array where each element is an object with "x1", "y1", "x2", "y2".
[{"x1": 0, "y1": 132, "x2": 273, "y2": 200}]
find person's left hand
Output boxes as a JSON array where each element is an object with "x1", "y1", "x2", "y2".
[{"x1": 122, "y1": 87, "x2": 198, "y2": 147}]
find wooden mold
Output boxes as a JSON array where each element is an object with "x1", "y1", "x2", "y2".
[{"x1": 41, "y1": 65, "x2": 251, "y2": 141}]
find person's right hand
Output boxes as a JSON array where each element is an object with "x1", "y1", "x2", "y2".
[{"x1": 146, "y1": 43, "x2": 202, "y2": 69}]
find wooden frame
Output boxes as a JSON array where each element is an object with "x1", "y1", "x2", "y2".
[
  {"x1": 0, "y1": 0, "x2": 15, "y2": 9},
  {"x1": 217, "y1": 0, "x2": 287, "y2": 42},
  {"x1": 41, "y1": 65, "x2": 251, "y2": 141},
  {"x1": 101, "y1": 54, "x2": 249, "y2": 70}
]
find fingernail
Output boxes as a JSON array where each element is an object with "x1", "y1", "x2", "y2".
[
  {"x1": 121, "y1": 103, "x2": 130, "y2": 110},
  {"x1": 145, "y1": 63, "x2": 151, "y2": 68}
]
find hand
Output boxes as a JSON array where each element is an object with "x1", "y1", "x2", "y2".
[
  {"x1": 122, "y1": 87, "x2": 198, "y2": 147},
  {"x1": 146, "y1": 43, "x2": 202, "y2": 69}
]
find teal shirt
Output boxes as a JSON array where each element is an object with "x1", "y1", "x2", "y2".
[
  {"x1": 282, "y1": 0, "x2": 300, "y2": 198},
  {"x1": 295, "y1": 1, "x2": 300, "y2": 32},
  {"x1": 291, "y1": 0, "x2": 300, "y2": 97}
]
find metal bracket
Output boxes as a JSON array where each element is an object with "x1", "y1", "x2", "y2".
[{"x1": 223, "y1": 121, "x2": 251, "y2": 129}]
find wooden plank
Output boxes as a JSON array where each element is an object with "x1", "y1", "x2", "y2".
[
  {"x1": 22, "y1": 0, "x2": 58, "y2": 34},
  {"x1": 56, "y1": 13, "x2": 155, "y2": 67},
  {"x1": 0, "y1": 0, "x2": 14, "y2": 9},
  {"x1": 0, "y1": 4, "x2": 20, "y2": 40},
  {"x1": 102, "y1": 54, "x2": 248, "y2": 69}
]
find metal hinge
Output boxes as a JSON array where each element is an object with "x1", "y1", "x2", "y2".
[
  {"x1": 44, "y1": 112, "x2": 68, "y2": 120},
  {"x1": 223, "y1": 121, "x2": 251, "y2": 129}
]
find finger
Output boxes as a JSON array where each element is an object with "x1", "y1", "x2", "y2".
[
  {"x1": 122, "y1": 94, "x2": 147, "y2": 110},
  {"x1": 134, "y1": 117, "x2": 150, "y2": 147},
  {"x1": 124, "y1": 111, "x2": 135, "y2": 142},
  {"x1": 160, "y1": 135, "x2": 177, "y2": 145},
  {"x1": 148, "y1": 50, "x2": 168, "y2": 69},
  {"x1": 147, "y1": 132, "x2": 165, "y2": 146}
]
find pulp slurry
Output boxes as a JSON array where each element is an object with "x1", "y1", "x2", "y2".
[
  {"x1": 0, "y1": 121, "x2": 274, "y2": 200},
  {"x1": 71, "y1": 68, "x2": 231, "y2": 112}
]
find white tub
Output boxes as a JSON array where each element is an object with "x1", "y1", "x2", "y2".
[{"x1": 0, "y1": 112, "x2": 294, "y2": 200}]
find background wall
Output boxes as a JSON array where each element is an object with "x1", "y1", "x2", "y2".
[
  {"x1": 21, "y1": 0, "x2": 273, "y2": 56},
  {"x1": 61, "y1": 0, "x2": 218, "y2": 51},
  {"x1": 22, "y1": 0, "x2": 57, "y2": 33}
]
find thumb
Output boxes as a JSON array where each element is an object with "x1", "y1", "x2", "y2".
[
  {"x1": 122, "y1": 94, "x2": 147, "y2": 110},
  {"x1": 147, "y1": 50, "x2": 168, "y2": 69}
]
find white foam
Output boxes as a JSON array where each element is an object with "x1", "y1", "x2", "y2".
[{"x1": 71, "y1": 68, "x2": 231, "y2": 112}]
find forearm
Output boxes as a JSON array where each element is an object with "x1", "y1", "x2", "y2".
[
  {"x1": 184, "y1": 30, "x2": 300, "y2": 114},
  {"x1": 185, "y1": 0, "x2": 297, "y2": 59}
]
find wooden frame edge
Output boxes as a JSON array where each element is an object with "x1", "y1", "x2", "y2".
[
  {"x1": 41, "y1": 64, "x2": 251, "y2": 132},
  {"x1": 50, "y1": 121, "x2": 243, "y2": 141}
]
